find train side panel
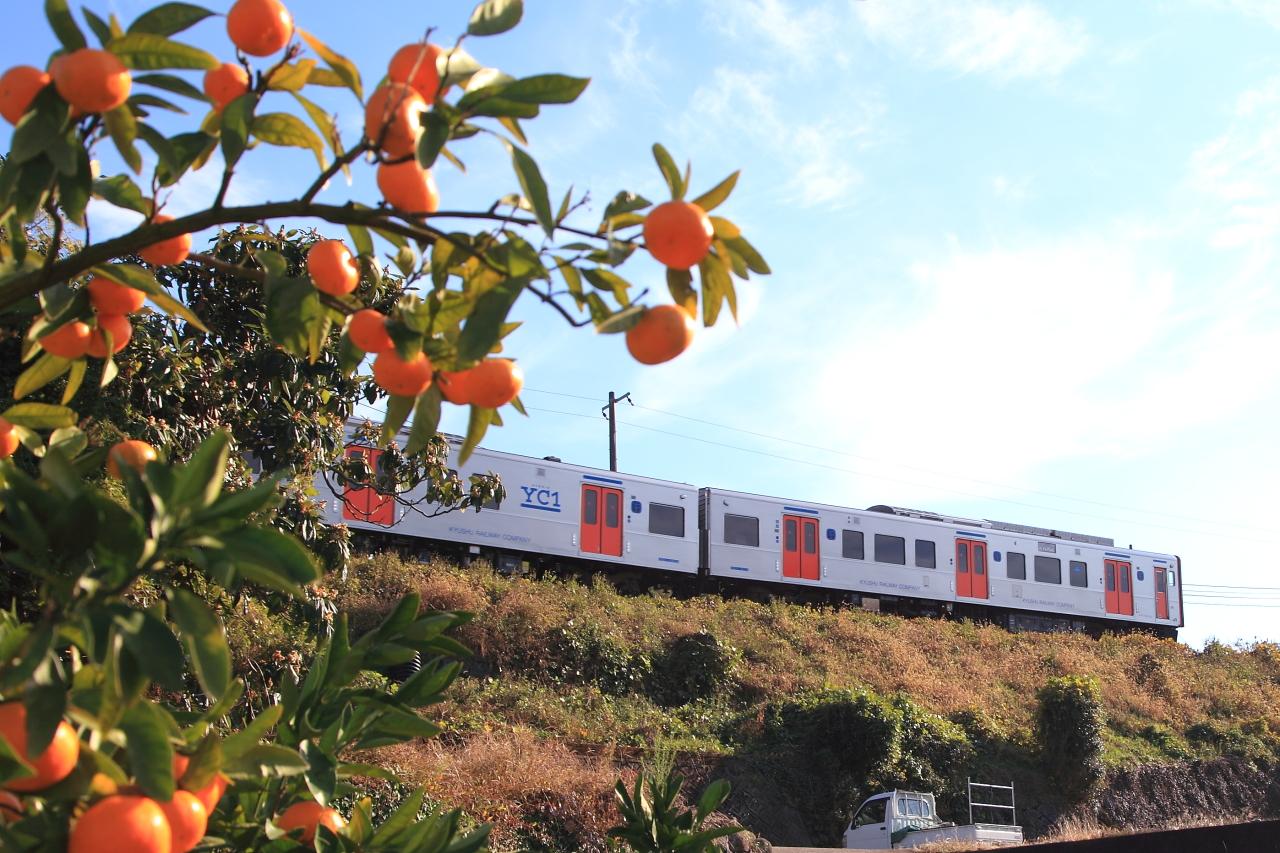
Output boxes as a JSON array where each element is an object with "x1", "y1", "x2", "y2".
[{"x1": 322, "y1": 440, "x2": 699, "y2": 574}]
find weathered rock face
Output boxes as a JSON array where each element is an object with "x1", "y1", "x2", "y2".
[{"x1": 1092, "y1": 757, "x2": 1280, "y2": 828}]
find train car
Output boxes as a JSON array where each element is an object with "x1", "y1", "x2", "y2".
[
  {"x1": 322, "y1": 432, "x2": 701, "y2": 576},
  {"x1": 700, "y1": 488, "x2": 1183, "y2": 636}
]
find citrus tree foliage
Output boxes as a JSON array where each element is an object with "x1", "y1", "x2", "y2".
[
  {"x1": 0, "y1": 0, "x2": 768, "y2": 849},
  {"x1": 609, "y1": 765, "x2": 739, "y2": 853}
]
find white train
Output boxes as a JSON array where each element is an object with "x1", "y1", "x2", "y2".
[{"x1": 322, "y1": 428, "x2": 1183, "y2": 637}]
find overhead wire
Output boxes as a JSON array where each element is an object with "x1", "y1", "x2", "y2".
[{"x1": 523, "y1": 387, "x2": 1280, "y2": 537}]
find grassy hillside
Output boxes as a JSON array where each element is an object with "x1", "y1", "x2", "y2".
[{"x1": 229, "y1": 551, "x2": 1280, "y2": 849}]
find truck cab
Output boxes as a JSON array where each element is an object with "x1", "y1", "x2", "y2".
[{"x1": 844, "y1": 791, "x2": 940, "y2": 849}]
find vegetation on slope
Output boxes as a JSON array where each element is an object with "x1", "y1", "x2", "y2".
[{"x1": 241, "y1": 550, "x2": 1280, "y2": 848}]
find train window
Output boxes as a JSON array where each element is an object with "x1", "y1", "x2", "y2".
[
  {"x1": 1069, "y1": 560, "x2": 1088, "y2": 588},
  {"x1": 583, "y1": 489, "x2": 598, "y2": 524},
  {"x1": 784, "y1": 518, "x2": 797, "y2": 551},
  {"x1": 842, "y1": 529, "x2": 864, "y2": 560},
  {"x1": 875, "y1": 534, "x2": 906, "y2": 565},
  {"x1": 914, "y1": 540, "x2": 936, "y2": 568},
  {"x1": 649, "y1": 503, "x2": 685, "y2": 537},
  {"x1": 1120, "y1": 570, "x2": 1129, "y2": 593},
  {"x1": 1034, "y1": 555, "x2": 1062, "y2": 584},
  {"x1": 605, "y1": 492, "x2": 620, "y2": 528},
  {"x1": 1007, "y1": 552, "x2": 1026, "y2": 580},
  {"x1": 1105, "y1": 564, "x2": 1115, "y2": 591},
  {"x1": 724, "y1": 514, "x2": 759, "y2": 547},
  {"x1": 803, "y1": 522, "x2": 817, "y2": 554}
]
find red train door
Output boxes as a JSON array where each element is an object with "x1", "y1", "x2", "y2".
[
  {"x1": 782, "y1": 514, "x2": 820, "y2": 580},
  {"x1": 1154, "y1": 567, "x2": 1168, "y2": 619},
  {"x1": 1105, "y1": 560, "x2": 1134, "y2": 616},
  {"x1": 581, "y1": 484, "x2": 623, "y2": 557},
  {"x1": 342, "y1": 447, "x2": 394, "y2": 525},
  {"x1": 955, "y1": 539, "x2": 988, "y2": 599}
]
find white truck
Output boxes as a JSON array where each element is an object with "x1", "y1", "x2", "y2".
[{"x1": 843, "y1": 781, "x2": 1024, "y2": 849}]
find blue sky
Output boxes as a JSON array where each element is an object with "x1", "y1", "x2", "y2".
[{"x1": 5, "y1": 0, "x2": 1280, "y2": 647}]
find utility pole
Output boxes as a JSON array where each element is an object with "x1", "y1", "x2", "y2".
[{"x1": 602, "y1": 391, "x2": 632, "y2": 471}]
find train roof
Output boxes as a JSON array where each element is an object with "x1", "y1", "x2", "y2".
[{"x1": 866, "y1": 504, "x2": 1115, "y2": 547}]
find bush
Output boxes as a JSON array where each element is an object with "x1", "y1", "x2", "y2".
[
  {"x1": 890, "y1": 695, "x2": 974, "y2": 793},
  {"x1": 1035, "y1": 675, "x2": 1105, "y2": 801},
  {"x1": 650, "y1": 631, "x2": 739, "y2": 706},
  {"x1": 545, "y1": 619, "x2": 652, "y2": 697}
]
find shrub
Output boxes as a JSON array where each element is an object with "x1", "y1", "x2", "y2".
[
  {"x1": 650, "y1": 631, "x2": 739, "y2": 706},
  {"x1": 545, "y1": 619, "x2": 652, "y2": 697},
  {"x1": 890, "y1": 694, "x2": 974, "y2": 793},
  {"x1": 1035, "y1": 675, "x2": 1105, "y2": 801}
]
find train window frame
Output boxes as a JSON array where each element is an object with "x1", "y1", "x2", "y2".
[
  {"x1": 874, "y1": 534, "x2": 906, "y2": 565},
  {"x1": 914, "y1": 539, "x2": 936, "y2": 569},
  {"x1": 724, "y1": 513, "x2": 760, "y2": 547},
  {"x1": 1034, "y1": 555, "x2": 1062, "y2": 584},
  {"x1": 1069, "y1": 560, "x2": 1088, "y2": 588},
  {"x1": 648, "y1": 503, "x2": 685, "y2": 537},
  {"x1": 1007, "y1": 551, "x2": 1026, "y2": 580},
  {"x1": 842, "y1": 529, "x2": 864, "y2": 560}
]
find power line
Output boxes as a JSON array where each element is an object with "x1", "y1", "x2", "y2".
[
  {"x1": 1186, "y1": 582, "x2": 1280, "y2": 591},
  {"x1": 523, "y1": 387, "x2": 1279, "y2": 537}
]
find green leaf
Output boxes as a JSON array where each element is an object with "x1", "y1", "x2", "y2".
[
  {"x1": 581, "y1": 267, "x2": 632, "y2": 305},
  {"x1": 104, "y1": 104, "x2": 143, "y2": 174},
  {"x1": 417, "y1": 111, "x2": 451, "y2": 170},
  {"x1": 346, "y1": 223, "x2": 373, "y2": 258},
  {"x1": 652, "y1": 143, "x2": 685, "y2": 200},
  {"x1": 460, "y1": 406, "x2": 493, "y2": 464},
  {"x1": 8, "y1": 98, "x2": 66, "y2": 167},
  {"x1": 129, "y1": 92, "x2": 187, "y2": 114},
  {"x1": 13, "y1": 353, "x2": 71, "y2": 400},
  {"x1": 173, "y1": 431, "x2": 229, "y2": 510},
  {"x1": 698, "y1": 252, "x2": 734, "y2": 326},
  {"x1": 168, "y1": 588, "x2": 231, "y2": 701},
  {"x1": 381, "y1": 394, "x2": 414, "y2": 446},
  {"x1": 251, "y1": 112, "x2": 327, "y2": 170},
  {"x1": 594, "y1": 303, "x2": 644, "y2": 335},
  {"x1": 57, "y1": 148, "x2": 92, "y2": 226},
  {"x1": 60, "y1": 359, "x2": 86, "y2": 405},
  {"x1": 220, "y1": 705, "x2": 282, "y2": 761},
  {"x1": 82, "y1": 8, "x2": 114, "y2": 46},
  {"x1": 468, "y1": 0, "x2": 523, "y2": 35},
  {"x1": 298, "y1": 29, "x2": 363, "y2": 101},
  {"x1": 263, "y1": 275, "x2": 324, "y2": 358},
  {"x1": 500, "y1": 74, "x2": 589, "y2": 104},
  {"x1": 116, "y1": 609, "x2": 187, "y2": 691},
  {"x1": 221, "y1": 527, "x2": 320, "y2": 592},
  {"x1": 695, "y1": 779, "x2": 731, "y2": 819},
  {"x1": 723, "y1": 235, "x2": 770, "y2": 275},
  {"x1": 23, "y1": 683, "x2": 67, "y2": 756},
  {"x1": 456, "y1": 276, "x2": 526, "y2": 363},
  {"x1": 301, "y1": 741, "x2": 337, "y2": 807},
  {"x1": 510, "y1": 147, "x2": 553, "y2": 237},
  {"x1": 128, "y1": 2, "x2": 215, "y2": 36},
  {"x1": 267, "y1": 59, "x2": 316, "y2": 92},
  {"x1": 219, "y1": 94, "x2": 255, "y2": 169},
  {"x1": 306, "y1": 66, "x2": 346, "y2": 88},
  {"x1": 93, "y1": 174, "x2": 151, "y2": 215},
  {"x1": 45, "y1": 0, "x2": 87, "y2": 51},
  {"x1": 406, "y1": 385, "x2": 442, "y2": 455},
  {"x1": 108, "y1": 32, "x2": 218, "y2": 69},
  {"x1": 224, "y1": 744, "x2": 307, "y2": 779},
  {"x1": 134, "y1": 72, "x2": 209, "y2": 102},
  {"x1": 121, "y1": 701, "x2": 176, "y2": 801},
  {"x1": 667, "y1": 267, "x2": 697, "y2": 316},
  {"x1": 48, "y1": 426, "x2": 87, "y2": 456},
  {"x1": 0, "y1": 403, "x2": 77, "y2": 430},
  {"x1": 690, "y1": 171, "x2": 740, "y2": 214},
  {"x1": 291, "y1": 92, "x2": 341, "y2": 159}
]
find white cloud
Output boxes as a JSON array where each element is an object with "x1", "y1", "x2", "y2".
[
  {"x1": 712, "y1": 0, "x2": 852, "y2": 67},
  {"x1": 681, "y1": 67, "x2": 879, "y2": 209},
  {"x1": 854, "y1": 0, "x2": 1089, "y2": 79}
]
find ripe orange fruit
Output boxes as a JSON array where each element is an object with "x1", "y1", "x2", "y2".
[
  {"x1": 37, "y1": 319, "x2": 92, "y2": 359},
  {"x1": 106, "y1": 439, "x2": 158, "y2": 479},
  {"x1": 625, "y1": 304, "x2": 696, "y2": 365},
  {"x1": 377, "y1": 160, "x2": 439, "y2": 214},
  {"x1": 373, "y1": 349, "x2": 433, "y2": 397},
  {"x1": 0, "y1": 703, "x2": 80, "y2": 793},
  {"x1": 226, "y1": 0, "x2": 293, "y2": 57},
  {"x1": 307, "y1": 240, "x2": 360, "y2": 296},
  {"x1": 364, "y1": 82, "x2": 428, "y2": 157},
  {"x1": 643, "y1": 201, "x2": 714, "y2": 270},
  {"x1": 157, "y1": 790, "x2": 207, "y2": 853},
  {"x1": 436, "y1": 370, "x2": 472, "y2": 405},
  {"x1": 467, "y1": 359, "x2": 523, "y2": 409},
  {"x1": 0, "y1": 426, "x2": 18, "y2": 460},
  {"x1": 348, "y1": 309, "x2": 393, "y2": 353},
  {"x1": 51, "y1": 49, "x2": 131, "y2": 114},
  {"x1": 87, "y1": 275, "x2": 146, "y2": 315},
  {"x1": 203, "y1": 62, "x2": 249, "y2": 111},
  {"x1": 277, "y1": 801, "x2": 345, "y2": 844},
  {"x1": 138, "y1": 215, "x2": 193, "y2": 266},
  {"x1": 86, "y1": 314, "x2": 132, "y2": 358},
  {"x1": 0, "y1": 66, "x2": 51, "y2": 125},
  {"x1": 0, "y1": 789, "x2": 22, "y2": 823},
  {"x1": 69, "y1": 795, "x2": 171, "y2": 853},
  {"x1": 388, "y1": 43, "x2": 443, "y2": 100}
]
